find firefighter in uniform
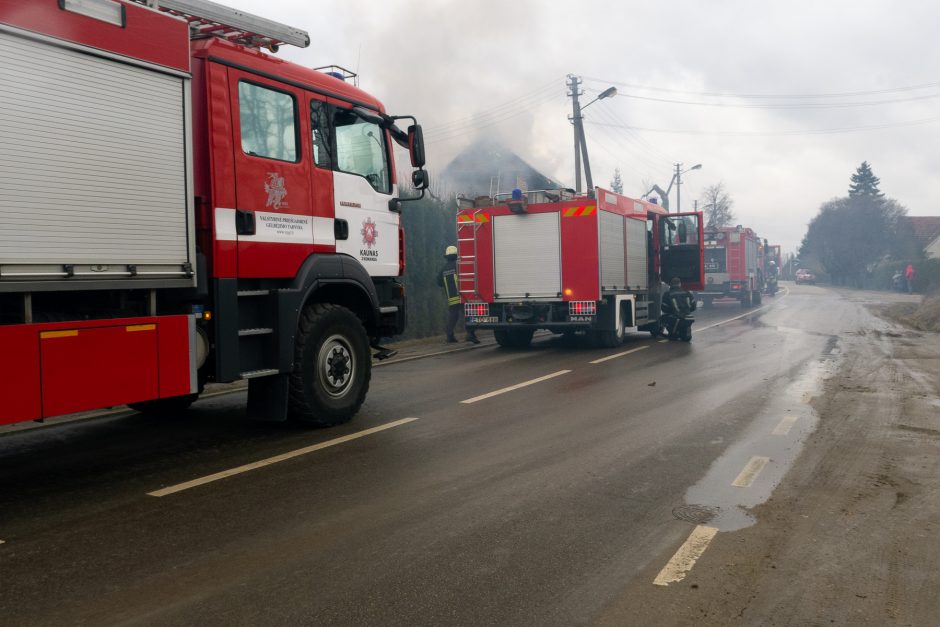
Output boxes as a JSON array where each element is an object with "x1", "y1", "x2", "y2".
[
  {"x1": 437, "y1": 245, "x2": 479, "y2": 344},
  {"x1": 661, "y1": 277, "x2": 696, "y2": 338}
]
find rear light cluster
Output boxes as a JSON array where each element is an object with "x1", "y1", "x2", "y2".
[
  {"x1": 568, "y1": 301, "x2": 596, "y2": 316},
  {"x1": 465, "y1": 303, "x2": 489, "y2": 317}
]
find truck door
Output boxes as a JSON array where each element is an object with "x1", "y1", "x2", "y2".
[
  {"x1": 328, "y1": 103, "x2": 399, "y2": 278},
  {"x1": 229, "y1": 70, "x2": 314, "y2": 278},
  {"x1": 655, "y1": 212, "x2": 704, "y2": 290}
]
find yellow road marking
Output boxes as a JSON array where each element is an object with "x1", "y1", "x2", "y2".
[
  {"x1": 589, "y1": 345, "x2": 649, "y2": 364},
  {"x1": 732, "y1": 456, "x2": 770, "y2": 487},
  {"x1": 148, "y1": 417, "x2": 419, "y2": 497},
  {"x1": 772, "y1": 415, "x2": 799, "y2": 436},
  {"x1": 653, "y1": 525, "x2": 719, "y2": 586},
  {"x1": 460, "y1": 370, "x2": 571, "y2": 404}
]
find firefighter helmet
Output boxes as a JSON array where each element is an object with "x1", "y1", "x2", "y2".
[{"x1": 444, "y1": 245, "x2": 457, "y2": 258}]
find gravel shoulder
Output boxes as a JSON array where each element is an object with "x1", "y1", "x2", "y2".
[{"x1": 598, "y1": 288, "x2": 940, "y2": 625}]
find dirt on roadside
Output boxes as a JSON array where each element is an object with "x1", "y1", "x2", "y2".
[
  {"x1": 598, "y1": 307, "x2": 940, "y2": 625},
  {"x1": 872, "y1": 294, "x2": 940, "y2": 333}
]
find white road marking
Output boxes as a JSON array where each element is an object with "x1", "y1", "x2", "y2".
[
  {"x1": 697, "y1": 287, "x2": 789, "y2": 333},
  {"x1": 460, "y1": 370, "x2": 571, "y2": 404},
  {"x1": 652, "y1": 525, "x2": 719, "y2": 586},
  {"x1": 148, "y1": 417, "x2": 419, "y2": 497},
  {"x1": 773, "y1": 415, "x2": 799, "y2": 435},
  {"x1": 658, "y1": 339, "x2": 669, "y2": 343},
  {"x1": 732, "y1": 456, "x2": 771, "y2": 487},
  {"x1": 589, "y1": 346, "x2": 649, "y2": 364}
]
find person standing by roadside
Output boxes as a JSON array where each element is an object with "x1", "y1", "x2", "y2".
[
  {"x1": 437, "y1": 246, "x2": 479, "y2": 344},
  {"x1": 905, "y1": 263, "x2": 916, "y2": 294}
]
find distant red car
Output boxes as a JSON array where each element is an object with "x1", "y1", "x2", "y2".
[{"x1": 795, "y1": 269, "x2": 817, "y2": 285}]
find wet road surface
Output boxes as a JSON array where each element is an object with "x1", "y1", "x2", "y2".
[{"x1": 1, "y1": 284, "x2": 935, "y2": 625}]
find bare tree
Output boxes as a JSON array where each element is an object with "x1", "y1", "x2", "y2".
[{"x1": 701, "y1": 182, "x2": 736, "y2": 229}]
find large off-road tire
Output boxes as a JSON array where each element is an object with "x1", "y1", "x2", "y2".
[
  {"x1": 129, "y1": 393, "x2": 199, "y2": 416},
  {"x1": 590, "y1": 325, "x2": 624, "y2": 348},
  {"x1": 288, "y1": 303, "x2": 370, "y2": 427},
  {"x1": 494, "y1": 328, "x2": 535, "y2": 348}
]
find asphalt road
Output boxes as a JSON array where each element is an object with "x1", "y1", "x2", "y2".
[{"x1": 1, "y1": 284, "x2": 934, "y2": 625}]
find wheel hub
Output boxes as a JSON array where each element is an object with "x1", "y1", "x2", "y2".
[{"x1": 319, "y1": 335, "x2": 355, "y2": 398}]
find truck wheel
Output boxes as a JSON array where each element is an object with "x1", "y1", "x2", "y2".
[
  {"x1": 590, "y1": 328, "x2": 622, "y2": 348},
  {"x1": 741, "y1": 291, "x2": 752, "y2": 308},
  {"x1": 495, "y1": 328, "x2": 534, "y2": 348},
  {"x1": 288, "y1": 303, "x2": 370, "y2": 427},
  {"x1": 129, "y1": 393, "x2": 199, "y2": 416},
  {"x1": 753, "y1": 290, "x2": 762, "y2": 305}
]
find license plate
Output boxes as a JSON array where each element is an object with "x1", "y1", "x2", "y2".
[{"x1": 470, "y1": 316, "x2": 499, "y2": 324}]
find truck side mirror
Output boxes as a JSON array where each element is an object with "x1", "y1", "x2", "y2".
[
  {"x1": 412, "y1": 168, "x2": 429, "y2": 190},
  {"x1": 677, "y1": 221, "x2": 687, "y2": 244},
  {"x1": 408, "y1": 124, "x2": 426, "y2": 168}
]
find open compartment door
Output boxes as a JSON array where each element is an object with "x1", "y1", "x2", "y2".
[{"x1": 657, "y1": 212, "x2": 704, "y2": 290}]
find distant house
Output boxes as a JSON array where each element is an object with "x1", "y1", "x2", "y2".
[
  {"x1": 906, "y1": 217, "x2": 940, "y2": 258},
  {"x1": 441, "y1": 139, "x2": 561, "y2": 198}
]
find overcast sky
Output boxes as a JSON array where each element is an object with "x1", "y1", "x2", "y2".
[{"x1": 239, "y1": 0, "x2": 940, "y2": 253}]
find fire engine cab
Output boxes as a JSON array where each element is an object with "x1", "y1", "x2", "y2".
[
  {"x1": 0, "y1": 0, "x2": 429, "y2": 427},
  {"x1": 456, "y1": 188, "x2": 704, "y2": 347}
]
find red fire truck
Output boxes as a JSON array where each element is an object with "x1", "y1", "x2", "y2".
[
  {"x1": 0, "y1": 0, "x2": 429, "y2": 427},
  {"x1": 702, "y1": 226, "x2": 762, "y2": 307},
  {"x1": 456, "y1": 188, "x2": 704, "y2": 347}
]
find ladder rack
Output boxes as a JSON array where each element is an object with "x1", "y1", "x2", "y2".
[
  {"x1": 135, "y1": 0, "x2": 310, "y2": 50},
  {"x1": 456, "y1": 209, "x2": 485, "y2": 299}
]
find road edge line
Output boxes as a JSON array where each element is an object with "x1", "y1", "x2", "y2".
[
  {"x1": 148, "y1": 417, "x2": 419, "y2": 497},
  {"x1": 652, "y1": 525, "x2": 719, "y2": 586}
]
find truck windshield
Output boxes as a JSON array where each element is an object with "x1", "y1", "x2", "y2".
[{"x1": 333, "y1": 109, "x2": 391, "y2": 194}]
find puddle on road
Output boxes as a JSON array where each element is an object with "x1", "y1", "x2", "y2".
[{"x1": 682, "y1": 357, "x2": 837, "y2": 531}]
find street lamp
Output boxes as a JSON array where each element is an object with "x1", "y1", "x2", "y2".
[
  {"x1": 568, "y1": 76, "x2": 617, "y2": 195},
  {"x1": 674, "y1": 163, "x2": 701, "y2": 213},
  {"x1": 643, "y1": 162, "x2": 702, "y2": 212}
]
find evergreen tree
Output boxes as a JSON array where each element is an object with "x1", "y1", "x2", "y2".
[
  {"x1": 800, "y1": 164, "x2": 915, "y2": 286},
  {"x1": 848, "y1": 161, "x2": 883, "y2": 198},
  {"x1": 610, "y1": 168, "x2": 623, "y2": 194}
]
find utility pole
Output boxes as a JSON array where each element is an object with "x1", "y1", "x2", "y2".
[
  {"x1": 675, "y1": 163, "x2": 682, "y2": 213},
  {"x1": 568, "y1": 75, "x2": 582, "y2": 194}
]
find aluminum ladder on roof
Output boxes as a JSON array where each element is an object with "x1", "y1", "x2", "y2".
[
  {"x1": 456, "y1": 208, "x2": 485, "y2": 299},
  {"x1": 135, "y1": 0, "x2": 310, "y2": 49}
]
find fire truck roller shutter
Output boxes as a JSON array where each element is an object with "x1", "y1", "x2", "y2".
[
  {"x1": 493, "y1": 212, "x2": 561, "y2": 299},
  {"x1": 0, "y1": 29, "x2": 192, "y2": 279},
  {"x1": 625, "y1": 217, "x2": 648, "y2": 290},
  {"x1": 599, "y1": 211, "x2": 625, "y2": 290}
]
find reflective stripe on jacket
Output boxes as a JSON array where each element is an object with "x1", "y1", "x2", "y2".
[{"x1": 442, "y1": 269, "x2": 461, "y2": 306}]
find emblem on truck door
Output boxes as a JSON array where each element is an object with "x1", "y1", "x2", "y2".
[
  {"x1": 361, "y1": 218, "x2": 378, "y2": 248},
  {"x1": 264, "y1": 172, "x2": 288, "y2": 209}
]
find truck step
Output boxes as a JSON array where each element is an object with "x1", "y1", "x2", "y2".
[
  {"x1": 237, "y1": 289, "x2": 271, "y2": 297},
  {"x1": 238, "y1": 327, "x2": 273, "y2": 336},
  {"x1": 241, "y1": 369, "x2": 279, "y2": 379}
]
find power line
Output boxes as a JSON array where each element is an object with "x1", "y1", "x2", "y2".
[
  {"x1": 584, "y1": 115, "x2": 940, "y2": 137},
  {"x1": 593, "y1": 89, "x2": 940, "y2": 110},
  {"x1": 582, "y1": 75, "x2": 940, "y2": 100},
  {"x1": 424, "y1": 78, "x2": 562, "y2": 137}
]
